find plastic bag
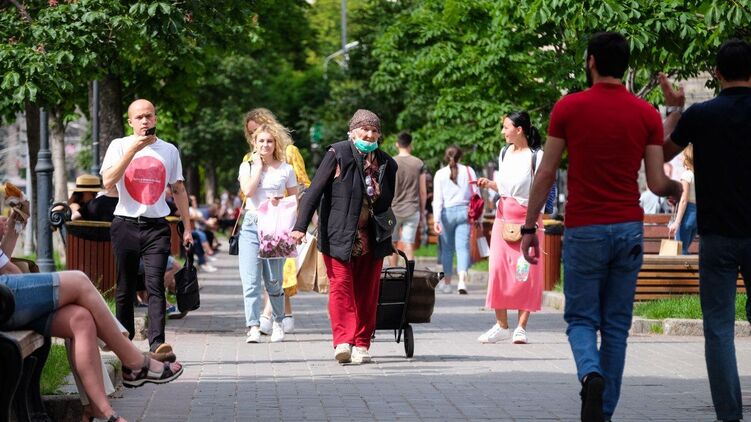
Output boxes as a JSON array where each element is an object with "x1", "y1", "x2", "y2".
[{"x1": 257, "y1": 195, "x2": 298, "y2": 258}]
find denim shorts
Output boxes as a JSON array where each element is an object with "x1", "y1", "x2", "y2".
[
  {"x1": 392, "y1": 211, "x2": 421, "y2": 243},
  {"x1": 0, "y1": 272, "x2": 60, "y2": 336}
]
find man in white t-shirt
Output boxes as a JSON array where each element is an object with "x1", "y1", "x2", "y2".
[{"x1": 101, "y1": 99, "x2": 193, "y2": 361}]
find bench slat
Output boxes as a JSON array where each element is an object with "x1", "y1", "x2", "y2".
[{"x1": 2, "y1": 330, "x2": 44, "y2": 358}]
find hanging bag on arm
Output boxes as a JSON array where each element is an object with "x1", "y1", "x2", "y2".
[
  {"x1": 465, "y1": 166, "x2": 485, "y2": 223},
  {"x1": 175, "y1": 223, "x2": 200, "y2": 312},
  {"x1": 351, "y1": 142, "x2": 396, "y2": 243},
  {"x1": 228, "y1": 196, "x2": 246, "y2": 256}
]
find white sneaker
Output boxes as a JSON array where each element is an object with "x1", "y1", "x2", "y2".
[
  {"x1": 259, "y1": 315, "x2": 272, "y2": 335},
  {"x1": 351, "y1": 346, "x2": 371, "y2": 364},
  {"x1": 207, "y1": 256, "x2": 218, "y2": 262},
  {"x1": 282, "y1": 315, "x2": 295, "y2": 333},
  {"x1": 477, "y1": 324, "x2": 511, "y2": 343},
  {"x1": 457, "y1": 280, "x2": 468, "y2": 295},
  {"x1": 512, "y1": 327, "x2": 528, "y2": 344},
  {"x1": 440, "y1": 282, "x2": 453, "y2": 294},
  {"x1": 246, "y1": 326, "x2": 261, "y2": 343},
  {"x1": 200, "y1": 264, "x2": 218, "y2": 273},
  {"x1": 334, "y1": 343, "x2": 352, "y2": 363},
  {"x1": 270, "y1": 321, "x2": 285, "y2": 343}
]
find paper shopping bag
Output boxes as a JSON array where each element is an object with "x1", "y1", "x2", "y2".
[
  {"x1": 295, "y1": 234, "x2": 318, "y2": 292},
  {"x1": 476, "y1": 235, "x2": 490, "y2": 258},
  {"x1": 314, "y1": 251, "x2": 330, "y2": 294},
  {"x1": 659, "y1": 239, "x2": 683, "y2": 256}
]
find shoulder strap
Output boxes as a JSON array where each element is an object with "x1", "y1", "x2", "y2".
[
  {"x1": 531, "y1": 149, "x2": 538, "y2": 174},
  {"x1": 501, "y1": 144, "x2": 510, "y2": 162},
  {"x1": 232, "y1": 160, "x2": 251, "y2": 236},
  {"x1": 349, "y1": 142, "x2": 376, "y2": 212},
  {"x1": 465, "y1": 164, "x2": 477, "y2": 195}
]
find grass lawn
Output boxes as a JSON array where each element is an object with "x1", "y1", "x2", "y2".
[
  {"x1": 633, "y1": 294, "x2": 747, "y2": 321},
  {"x1": 40, "y1": 344, "x2": 71, "y2": 395}
]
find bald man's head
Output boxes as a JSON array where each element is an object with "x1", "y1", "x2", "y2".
[{"x1": 127, "y1": 99, "x2": 157, "y2": 136}]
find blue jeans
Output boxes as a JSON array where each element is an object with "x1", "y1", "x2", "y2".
[
  {"x1": 563, "y1": 221, "x2": 643, "y2": 419},
  {"x1": 439, "y1": 205, "x2": 471, "y2": 277},
  {"x1": 699, "y1": 235, "x2": 751, "y2": 421},
  {"x1": 238, "y1": 212, "x2": 285, "y2": 326},
  {"x1": 677, "y1": 202, "x2": 698, "y2": 255}
]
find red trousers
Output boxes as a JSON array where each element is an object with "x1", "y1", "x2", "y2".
[{"x1": 323, "y1": 252, "x2": 383, "y2": 349}]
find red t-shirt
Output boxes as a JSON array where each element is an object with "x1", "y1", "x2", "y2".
[{"x1": 548, "y1": 83, "x2": 663, "y2": 228}]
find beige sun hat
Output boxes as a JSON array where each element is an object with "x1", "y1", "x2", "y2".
[{"x1": 71, "y1": 174, "x2": 102, "y2": 193}]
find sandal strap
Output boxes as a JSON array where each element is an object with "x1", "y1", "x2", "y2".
[{"x1": 107, "y1": 414, "x2": 120, "y2": 422}]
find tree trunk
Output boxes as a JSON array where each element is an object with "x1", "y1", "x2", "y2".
[
  {"x1": 25, "y1": 103, "x2": 39, "y2": 245},
  {"x1": 204, "y1": 165, "x2": 216, "y2": 204},
  {"x1": 184, "y1": 164, "x2": 201, "y2": 201},
  {"x1": 49, "y1": 109, "x2": 69, "y2": 202},
  {"x1": 98, "y1": 73, "x2": 124, "y2": 158}
]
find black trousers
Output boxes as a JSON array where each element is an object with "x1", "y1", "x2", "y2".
[{"x1": 111, "y1": 217, "x2": 170, "y2": 351}]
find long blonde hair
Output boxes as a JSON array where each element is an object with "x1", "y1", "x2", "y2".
[
  {"x1": 244, "y1": 108, "x2": 278, "y2": 145},
  {"x1": 683, "y1": 144, "x2": 694, "y2": 172},
  {"x1": 251, "y1": 123, "x2": 291, "y2": 163}
]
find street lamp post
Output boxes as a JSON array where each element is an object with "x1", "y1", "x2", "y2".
[
  {"x1": 35, "y1": 108, "x2": 55, "y2": 272},
  {"x1": 91, "y1": 80, "x2": 100, "y2": 175}
]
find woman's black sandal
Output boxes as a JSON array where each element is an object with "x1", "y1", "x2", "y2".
[
  {"x1": 89, "y1": 413, "x2": 121, "y2": 421},
  {"x1": 122, "y1": 354, "x2": 184, "y2": 388}
]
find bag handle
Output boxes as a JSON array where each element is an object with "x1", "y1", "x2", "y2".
[
  {"x1": 176, "y1": 222, "x2": 195, "y2": 268},
  {"x1": 232, "y1": 158, "x2": 252, "y2": 236},
  {"x1": 465, "y1": 165, "x2": 477, "y2": 195},
  {"x1": 231, "y1": 196, "x2": 247, "y2": 237},
  {"x1": 350, "y1": 142, "x2": 378, "y2": 215}
]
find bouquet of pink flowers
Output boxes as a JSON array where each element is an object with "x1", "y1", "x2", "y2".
[
  {"x1": 259, "y1": 232, "x2": 297, "y2": 258},
  {"x1": 257, "y1": 196, "x2": 298, "y2": 259}
]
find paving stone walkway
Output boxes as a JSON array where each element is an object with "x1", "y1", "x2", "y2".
[{"x1": 115, "y1": 251, "x2": 751, "y2": 421}]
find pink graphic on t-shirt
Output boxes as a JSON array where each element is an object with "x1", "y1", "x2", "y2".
[{"x1": 124, "y1": 156, "x2": 166, "y2": 205}]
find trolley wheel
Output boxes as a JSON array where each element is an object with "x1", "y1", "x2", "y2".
[{"x1": 403, "y1": 324, "x2": 414, "y2": 358}]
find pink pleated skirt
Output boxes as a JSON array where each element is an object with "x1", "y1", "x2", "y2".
[{"x1": 485, "y1": 196, "x2": 544, "y2": 311}]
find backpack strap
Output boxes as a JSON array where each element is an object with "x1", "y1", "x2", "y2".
[{"x1": 500, "y1": 144, "x2": 510, "y2": 162}]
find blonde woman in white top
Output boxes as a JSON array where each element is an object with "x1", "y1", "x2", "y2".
[
  {"x1": 237, "y1": 123, "x2": 298, "y2": 343},
  {"x1": 476, "y1": 111, "x2": 545, "y2": 345},
  {"x1": 668, "y1": 144, "x2": 697, "y2": 254},
  {"x1": 432, "y1": 145, "x2": 476, "y2": 294}
]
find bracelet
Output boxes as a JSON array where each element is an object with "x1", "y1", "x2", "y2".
[
  {"x1": 520, "y1": 224, "x2": 538, "y2": 235},
  {"x1": 665, "y1": 105, "x2": 683, "y2": 115}
]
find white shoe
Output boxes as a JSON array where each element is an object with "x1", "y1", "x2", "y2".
[
  {"x1": 334, "y1": 343, "x2": 352, "y2": 363},
  {"x1": 512, "y1": 327, "x2": 528, "y2": 344},
  {"x1": 246, "y1": 326, "x2": 261, "y2": 343},
  {"x1": 282, "y1": 315, "x2": 295, "y2": 333},
  {"x1": 440, "y1": 282, "x2": 453, "y2": 294},
  {"x1": 270, "y1": 321, "x2": 285, "y2": 343},
  {"x1": 200, "y1": 264, "x2": 218, "y2": 273},
  {"x1": 259, "y1": 315, "x2": 272, "y2": 335},
  {"x1": 207, "y1": 256, "x2": 218, "y2": 262},
  {"x1": 457, "y1": 280, "x2": 468, "y2": 295},
  {"x1": 477, "y1": 324, "x2": 511, "y2": 343},
  {"x1": 351, "y1": 346, "x2": 371, "y2": 364}
]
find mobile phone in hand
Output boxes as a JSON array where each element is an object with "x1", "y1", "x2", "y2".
[{"x1": 145, "y1": 127, "x2": 156, "y2": 136}]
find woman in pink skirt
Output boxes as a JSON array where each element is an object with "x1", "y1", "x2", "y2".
[{"x1": 476, "y1": 111, "x2": 545, "y2": 344}]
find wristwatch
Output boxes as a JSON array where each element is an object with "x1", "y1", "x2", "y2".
[
  {"x1": 665, "y1": 105, "x2": 683, "y2": 115},
  {"x1": 520, "y1": 224, "x2": 538, "y2": 235}
]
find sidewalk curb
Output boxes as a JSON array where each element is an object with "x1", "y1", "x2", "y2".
[{"x1": 543, "y1": 291, "x2": 751, "y2": 337}]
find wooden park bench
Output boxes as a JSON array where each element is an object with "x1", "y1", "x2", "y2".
[
  {"x1": 636, "y1": 214, "x2": 743, "y2": 300},
  {"x1": 0, "y1": 260, "x2": 52, "y2": 421}
]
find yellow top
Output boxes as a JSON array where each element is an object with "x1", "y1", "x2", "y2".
[{"x1": 285, "y1": 145, "x2": 311, "y2": 188}]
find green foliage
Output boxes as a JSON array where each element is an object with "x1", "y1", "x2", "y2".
[
  {"x1": 633, "y1": 294, "x2": 747, "y2": 321},
  {"x1": 40, "y1": 344, "x2": 71, "y2": 395}
]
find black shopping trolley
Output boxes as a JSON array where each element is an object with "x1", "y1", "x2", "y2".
[{"x1": 375, "y1": 250, "x2": 443, "y2": 358}]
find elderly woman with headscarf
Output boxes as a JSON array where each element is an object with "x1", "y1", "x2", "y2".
[{"x1": 291, "y1": 109, "x2": 397, "y2": 365}]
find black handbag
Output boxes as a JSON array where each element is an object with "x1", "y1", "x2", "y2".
[
  {"x1": 350, "y1": 142, "x2": 395, "y2": 243},
  {"x1": 175, "y1": 246, "x2": 200, "y2": 312},
  {"x1": 228, "y1": 196, "x2": 246, "y2": 256}
]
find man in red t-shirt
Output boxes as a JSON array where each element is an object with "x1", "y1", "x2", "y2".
[{"x1": 520, "y1": 32, "x2": 681, "y2": 422}]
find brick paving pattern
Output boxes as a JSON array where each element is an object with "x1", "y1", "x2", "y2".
[{"x1": 114, "y1": 252, "x2": 751, "y2": 421}]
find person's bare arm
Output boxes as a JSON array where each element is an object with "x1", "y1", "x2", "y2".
[
  {"x1": 521, "y1": 136, "x2": 565, "y2": 264},
  {"x1": 239, "y1": 154, "x2": 264, "y2": 200},
  {"x1": 171, "y1": 181, "x2": 194, "y2": 247},
  {"x1": 0, "y1": 260, "x2": 22, "y2": 275},
  {"x1": 102, "y1": 135, "x2": 156, "y2": 189},
  {"x1": 645, "y1": 145, "x2": 682, "y2": 199},
  {"x1": 419, "y1": 173, "x2": 427, "y2": 227},
  {"x1": 659, "y1": 73, "x2": 687, "y2": 162},
  {"x1": 669, "y1": 179, "x2": 690, "y2": 237},
  {"x1": 663, "y1": 139, "x2": 684, "y2": 163},
  {"x1": 0, "y1": 212, "x2": 21, "y2": 257}
]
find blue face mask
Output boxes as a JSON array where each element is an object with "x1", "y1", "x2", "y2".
[{"x1": 353, "y1": 138, "x2": 378, "y2": 153}]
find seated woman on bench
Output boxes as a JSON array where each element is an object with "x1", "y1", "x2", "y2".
[{"x1": 0, "y1": 203, "x2": 183, "y2": 422}]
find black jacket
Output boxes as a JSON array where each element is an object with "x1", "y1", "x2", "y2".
[{"x1": 294, "y1": 140, "x2": 397, "y2": 262}]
